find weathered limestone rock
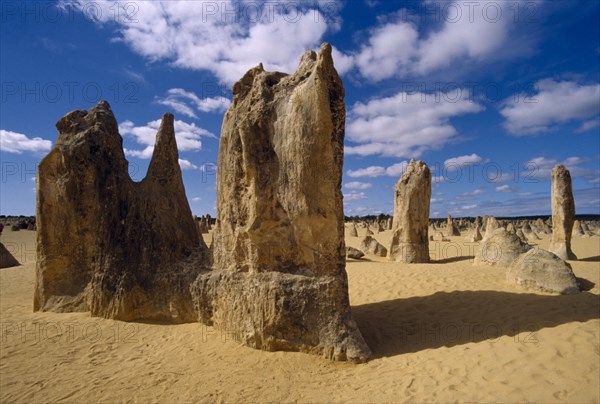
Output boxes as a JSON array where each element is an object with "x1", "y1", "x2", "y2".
[
  {"x1": 346, "y1": 247, "x2": 364, "y2": 260},
  {"x1": 483, "y1": 216, "x2": 500, "y2": 240},
  {"x1": 386, "y1": 217, "x2": 393, "y2": 230},
  {"x1": 506, "y1": 223, "x2": 515, "y2": 234},
  {"x1": 516, "y1": 228, "x2": 528, "y2": 243},
  {"x1": 191, "y1": 43, "x2": 371, "y2": 362},
  {"x1": 349, "y1": 223, "x2": 358, "y2": 237},
  {"x1": 572, "y1": 220, "x2": 584, "y2": 237},
  {"x1": 469, "y1": 224, "x2": 483, "y2": 242},
  {"x1": 507, "y1": 248, "x2": 579, "y2": 294},
  {"x1": 474, "y1": 228, "x2": 531, "y2": 268},
  {"x1": 549, "y1": 165, "x2": 577, "y2": 260},
  {"x1": 35, "y1": 101, "x2": 207, "y2": 322},
  {"x1": 0, "y1": 243, "x2": 20, "y2": 268},
  {"x1": 446, "y1": 214, "x2": 461, "y2": 236},
  {"x1": 360, "y1": 236, "x2": 388, "y2": 257},
  {"x1": 388, "y1": 159, "x2": 431, "y2": 263},
  {"x1": 365, "y1": 226, "x2": 374, "y2": 236}
]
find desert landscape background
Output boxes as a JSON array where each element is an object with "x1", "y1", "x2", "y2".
[{"x1": 1, "y1": 225, "x2": 598, "y2": 403}]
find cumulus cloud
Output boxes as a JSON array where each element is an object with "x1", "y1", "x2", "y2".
[
  {"x1": 347, "y1": 161, "x2": 410, "y2": 178},
  {"x1": 500, "y1": 79, "x2": 600, "y2": 135},
  {"x1": 178, "y1": 159, "x2": 199, "y2": 170},
  {"x1": 344, "y1": 191, "x2": 368, "y2": 202},
  {"x1": 155, "y1": 88, "x2": 231, "y2": 119},
  {"x1": 495, "y1": 184, "x2": 513, "y2": 192},
  {"x1": 0, "y1": 129, "x2": 52, "y2": 154},
  {"x1": 119, "y1": 118, "x2": 215, "y2": 159},
  {"x1": 524, "y1": 156, "x2": 599, "y2": 181},
  {"x1": 342, "y1": 0, "x2": 534, "y2": 81},
  {"x1": 444, "y1": 153, "x2": 486, "y2": 169},
  {"x1": 60, "y1": 0, "x2": 340, "y2": 85},
  {"x1": 344, "y1": 181, "x2": 372, "y2": 190},
  {"x1": 192, "y1": 197, "x2": 202, "y2": 202},
  {"x1": 345, "y1": 91, "x2": 483, "y2": 158}
]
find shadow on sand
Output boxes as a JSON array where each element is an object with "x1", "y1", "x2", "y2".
[
  {"x1": 578, "y1": 255, "x2": 600, "y2": 262},
  {"x1": 353, "y1": 289, "x2": 600, "y2": 359}
]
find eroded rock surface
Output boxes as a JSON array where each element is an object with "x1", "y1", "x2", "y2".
[
  {"x1": 507, "y1": 248, "x2": 579, "y2": 294},
  {"x1": 549, "y1": 165, "x2": 577, "y2": 260},
  {"x1": 388, "y1": 159, "x2": 431, "y2": 263},
  {"x1": 190, "y1": 43, "x2": 371, "y2": 362},
  {"x1": 35, "y1": 101, "x2": 207, "y2": 322}
]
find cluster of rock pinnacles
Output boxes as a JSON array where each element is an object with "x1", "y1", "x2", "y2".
[{"x1": 34, "y1": 43, "x2": 581, "y2": 363}]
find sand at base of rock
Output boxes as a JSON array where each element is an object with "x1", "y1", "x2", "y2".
[{"x1": 1, "y1": 228, "x2": 598, "y2": 403}]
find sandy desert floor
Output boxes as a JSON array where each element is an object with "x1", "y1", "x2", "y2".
[{"x1": 1, "y1": 227, "x2": 598, "y2": 403}]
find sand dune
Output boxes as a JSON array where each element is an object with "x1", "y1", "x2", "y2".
[{"x1": 1, "y1": 228, "x2": 598, "y2": 403}]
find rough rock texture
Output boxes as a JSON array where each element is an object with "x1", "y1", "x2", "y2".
[
  {"x1": 470, "y1": 225, "x2": 483, "y2": 242},
  {"x1": 190, "y1": 43, "x2": 371, "y2": 362},
  {"x1": 507, "y1": 248, "x2": 580, "y2": 295},
  {"x1": 516, "y1": 228, "x2": 527, "y2": 243},
  {"x1": 348, "y1": 223, "x2": 358, "y2": 237},
  {"x1": 360, "y1": 236, "x2": 388, "y2": 257},
  {"x1": 474, "y1": 228, "x2": 531, "y2": 268},
  {"x1": 446, "y1": 215, "x2": 461, "y2": 236},
  {"x1": 506, "y1": 223, "x2": 515, "y2": 234},
  {"x1": 0, "y1": 243, "x2": 20, "y2": 268},
  {"x1": 483, "y1": 216, "x2": 500, "y2": 240},
  {"x1": 388, "y1": 160, "x2": 431, "y2": 263},
  {"x1": 35, "y1": 101, "x2": 207, "y2": 322},
  {"x1": 549, "y1": 165, "x2": 577, "y2": 260},
  {"x1": 346, "y1": 247, "x2": 364, "y2": 260},
  {"x1": 572, "y1": 220, "x2": 584, "y2": 237},
  {"x1": 365, "y1": 226, "x2": 373, "y2": 236}
]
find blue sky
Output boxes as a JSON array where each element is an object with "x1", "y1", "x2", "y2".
[{"x1": 1, "y1": 0, "x2": 599, "y2": 217}]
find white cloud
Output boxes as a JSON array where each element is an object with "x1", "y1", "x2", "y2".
[
  {"x1": 60, "y1": 1, "x2": 338, "y2": 85},
  {"x1": 495, "y1": 184, "x2": 513, "y2": 192},
  {"x1": 344, "y1": 191, "x2": 368, "y2": 202},
  {"x1": 0, "y1": 129, "x2": 52, "y2": 154},
  {"x1": 576, "y1": 118, "x2": 600, "y2": 133},
  {"x1": 345, "y1": 91, "x2": 483, "y2": 158},
  {"x1": 347, "y1": 161, "x2": 411, "y2": 178},
  {"x1": 156, "y1": 88, "x2": 231, "y2": 119},
  {"x1": 444, "y1": 153, "x2": 486, "y2": 169},
  {"x1": 500, "y1": 79, "x2": 600, "y2": 135},
  {"x1": 192, "y1": 197, "x2": 202, "y2": 202},
  {"x1": 347, "y1": 166, "x2": 386, "y2": 178},
  {"x1": 178, "y1": 159, "x2": 199, "y2": 170},
  {"x1": 344, "y1": 181, "x2": 372, "y2": 190},
  {"x1": 524, "y1": 156, "x2": 598, "y2": 180},
  {"x1": 349, "y1": 0, "x2": 531, "y2": 81},
  {"x1": 119, "y1": 118, "x2": 215, "y2": 159}
]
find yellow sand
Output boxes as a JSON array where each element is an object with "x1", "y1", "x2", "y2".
[{"x1": 1, "y1": 227, "x2": 598, "y2": 403}]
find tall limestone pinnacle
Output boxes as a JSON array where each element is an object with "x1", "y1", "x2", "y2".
[
  {"x1": 549, "y1": 164, "x2": 577, "y2": 260},
  {"x1": 388, "y1": 159, "x2": 431, "y2": 263},
  {"x1": 35, "y1": 101, "x2": 207, "y2": 322},
  {"x1": 191, "y1": 43, "x2": 372, "y2": 362}
]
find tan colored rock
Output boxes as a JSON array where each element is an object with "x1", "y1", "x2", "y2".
[
  {"x1": 507, "y1": 248, "x2": 579, "y2": 294},
  {"x1": 365, "y1": 226, "x2": 374, "y2": 236},
  {"x1": 474, "y1": 228, "x2": 531, "y2": 268},
  {"x1": 360, "y1": 236, "x2": 388, "y2": 257},
  {"x1": 572, "y1": 220, "x2": 584, "y2": 237},
  {"x1": 349, "y1": 223, "x2": 358, "y2": 237},
  {"x1": 346, "y1": 247, "x2": 364, "y2": 260},
  {"x1": 469, "y1": 224, "x2": 483, "y2": 242},
  {"x1": 191, "y1": 43, "x2": 371, "y2": 362},
  {"x1": 388, "y1": 159, "x2": 431, "y2": 263},
  {"x1": 549, "y1": 165, "x2": 577, "y2": 260},
  {"x1": 35, "y1": 101, "x2": 207, "y2": 321},
  {"x1": 446, "y1": 214, "x2": 461, "y2": 236},
  {"x1": 0, "y1": 243, "x2": 20, "y2": 268},
  {"x1": 483, "y1": 216, "x2": 500, "y2": 239},
  {"x1": 506, "y1": 223, "x2": 515, "y2": 234}
]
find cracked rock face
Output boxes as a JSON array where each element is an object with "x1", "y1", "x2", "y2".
[
  {"x1": 191, "y1": 43, "x2": 371, "y2": 362},
  {"x1": 35, "y1": 101, "x2": 207, "y2": 322},
  {"x1": 388, "y1": 159, "x2": 431, "y2": 263},
  {"x1": 549, "y1": 165, "x2": 577, "y2": 260}
]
